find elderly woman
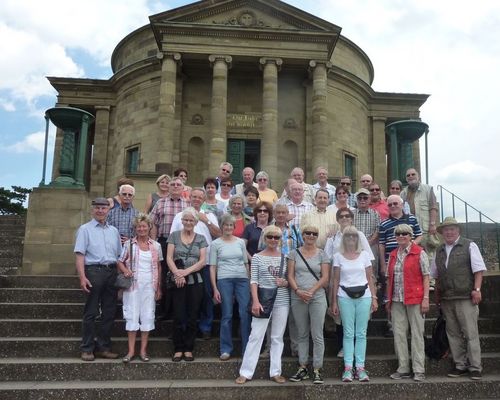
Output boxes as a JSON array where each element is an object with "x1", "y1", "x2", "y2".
[
  {"x1": 242, "y1": 202, "x2": 273, "y2": 260},
  {"x1": 327, "y1": 186, "x2": 355, "y2": 214},
  {"x1": 256, "y1": 170, "x2": 279, "y2": 204},
  {"x1": 174, "y1": 168, "x2": 192, "y2": 201},
  {"x1": 236, "y1": 226, "x2": 290, "y2": 384},
  {"x1": 331, "y1": 225, "x2": 378, "y2": 382},
  {"x1": 389, "y1": 180, "x2": 410, "y2": 214},
  {"x1": 215, "y1": 177, "x2": 233, "y2": 210},
  {"x1": 117, "y1": 213, "x2": 162, "y2": 363},
  {"x1": 201, "y1": 177, "x2": 226, "y2": 221},
  {"x1": 228, "y1": 194, "x2": 251, "y2": 238},
  {"x1": 210, "y1": 214, "x2": 251, "y2": 361},
  {"x1": 166, "y1": 207, "x2": 208, "y2": 362},
  {"x1": 287, "y1": 224, "x2": 330, "y2": 385},
  {"x1": 386, "y1": 223, "x2": 430, "y2": 382},
  {"x1": 243, "y1": 186, "x2": 260, "y2": 219},
  {"x1": 144, "y1": 174, "x2": 170, "y2": 213}
]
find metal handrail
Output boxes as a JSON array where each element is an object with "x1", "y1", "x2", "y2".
[{"x1": 437, "y1": 185, "x2": 499, "y2": 270}]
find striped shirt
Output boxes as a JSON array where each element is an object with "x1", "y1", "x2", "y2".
[
  {"x1": 379, "y1": 214, "x2": 422, "y2": 262},
  {"x1": 149, "y1": 195, "x2": 189, "y2": 238},
  {"x1": 250, "y1": 253, "x2": 290, "y2": 308}
]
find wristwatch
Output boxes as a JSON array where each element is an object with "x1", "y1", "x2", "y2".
[
  {"x1": 207, "y1": 220, "x2": 212, "y2": 226},
  {"x1": 474, "y1": 288, "x2": 481, "y2": 292}
]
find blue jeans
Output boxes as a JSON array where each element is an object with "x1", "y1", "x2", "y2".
[
  {"x1": 217, "y1": 278, "x2": 251, "y2": 355},
  {"x1": 198, "y1": 265, "x2": 214, "y2": 334},
  {"x1": 338, "y1": 296, "x2": 371, "y2": 368}
]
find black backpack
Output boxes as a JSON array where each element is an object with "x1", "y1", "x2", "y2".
[{"x1": 425, "y1": 309, "x2": 450, "y2": 360}]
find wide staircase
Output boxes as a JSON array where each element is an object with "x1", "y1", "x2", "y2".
[{"x1": 0, "y1": 272, "x2": 499, "y2": 399}]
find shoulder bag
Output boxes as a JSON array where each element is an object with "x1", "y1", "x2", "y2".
[
  {"x1": 296, "y1": 248, "x2": 329, "y2": 306},
  {"x1": 252, "y1": 254, "x2": 285, "y2": 319},
  {"x1": 115, "y1": 242, "x2": 133, "y2": 289}
]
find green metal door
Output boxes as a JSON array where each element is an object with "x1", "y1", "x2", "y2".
[{"x1": 227, "y1": 139, "x2": 261, "y2": 184}]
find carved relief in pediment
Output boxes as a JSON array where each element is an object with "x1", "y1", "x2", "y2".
[{"x1": 210, "y1": 9, "x2": 285, "y2": 29}]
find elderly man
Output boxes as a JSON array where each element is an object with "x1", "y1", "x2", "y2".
[
  {"x1": 312, "y1": 167, "x2": 336, "y2": 205},
  {"x1": 379, "y1": 195, "x2": 422, "y2": 277},
  {"x1": 286, "y1": 181, "x2": 313, "y2": 231},
  {"x1": 170, "y1": 187, "x2": 221, "y2": 339},
  {"x1": 282, "y1": 167, "x2": 315, "y2": 204},
  {"x1": 401, "y1": 168, "x2": 438, "y2": 251},
  {"x1": 360, "y1": 174, "x2": 373, "y2": 189},
  {"x1": 150, "y1": 177, "x2": 190, "y2": 318},
  {"x1": 75, "y1": 197, "x2": 122, "y2": 361},
  {"x1": 107, "y1": 184, "x2": 139, "y2": 244},
  {"x1": 234, "y1": 167, "x2": 258, "y2": 196},
  {"x1": 339, "y1": 175, "x2": 357, "y2": 208},
  {"x1": 431, "y1": 217, "x2": 486, "y2": 380},
  {"x1": 216, "y1": 161, "x2": 233, "y2": 192},
  {"x1": 300, "y1": 189, "x2": 337, "y2": 249},
  {"x1": 369, "y1": 182, "x2": 389, "y2": 221},
  {"x1": 277, "y1": 178, "x2": 297, "y2": 205},
  {"x1": 354, "y1": 188, "x2": 381, "y2": 275}
]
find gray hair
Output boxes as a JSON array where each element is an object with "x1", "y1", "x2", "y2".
[
  {"x1": 256, "y1": 170, "x2": 270, "y2": 181},
  {"x1": 220, "y1": 213, "x2": 235, "y2": 227},
  {"x1": 119, "y1": 184, "x2": 135, "y2": 196},
  {"x1": 390, "y1": 180, "x2": 403, "y2": 190},
  {"x1": 394, "y1": 223, "x2": 413, "y2": 237},
  {"x1": 182, "y1": 207, "x2": 199, "y2": 222},
  {"x1": 228, "y1": 194, "x2": 245, "y2": 208},
  {"x1": 219, "y1": 161, "x2": 233, "y2": 173}
]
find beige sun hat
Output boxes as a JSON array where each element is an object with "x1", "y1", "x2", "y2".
[{"x1": 437, "y1": 216, "x2": 460, "y2": 234}]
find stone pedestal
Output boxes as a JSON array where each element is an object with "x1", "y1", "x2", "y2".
[{"x1": 22, "y1": 187, "x2": 90, "y2": 275}]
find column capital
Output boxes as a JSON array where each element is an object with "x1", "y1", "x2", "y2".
[
  {"x1": 94, "y1": 105, "x2": 111, "y2": 112},
  {"x1": 259, "y1": 57, "x2": 283, "y2": 71},
  {"x1": 157, "y1": 51, "x2": 182, "y2": 62},
  {"x1": 308, "y1": 59, "x2": 333, "y2": 72},
  {"x1": 209, "y1": 55, "x2": 232, "y2": 68},
  {"x1": 372, "y1": 116, "x2": 387, "y2": 123}
]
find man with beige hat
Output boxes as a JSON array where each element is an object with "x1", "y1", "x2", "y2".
[{"x1": 430, "y1": 217, "x2": 486, "y2": 380}]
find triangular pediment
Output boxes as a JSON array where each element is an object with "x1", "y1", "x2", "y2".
[{"x1": 150, "y1": 0, "x2": 341, "y2": 33}]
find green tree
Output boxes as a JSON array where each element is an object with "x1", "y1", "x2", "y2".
[{"x1": 0, "y1": 186, "x2": 32, "y2": 215}]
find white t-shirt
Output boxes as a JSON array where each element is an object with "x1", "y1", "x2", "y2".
[{"x1": 333, "y1": 250, "x2": 372, "y2": 298}]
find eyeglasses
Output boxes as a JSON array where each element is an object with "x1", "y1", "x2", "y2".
[
  {"x1": 369, "y1": 188, "x2": 380, "y2": 192},
  {"x1": 357, "y1": 196, "x2": 369, "y2": 200},
  {"x1": 361, "y1": 180, "x2": 371, "y2": 183},
  {"x1": 388, "y1": 202, "x2": 401, "y2": 207},
  {"x1": 257, "y1": 178, "x2": 267, "y2": 182},
  {"x1": 266, "y1": 235, "x2": 281, "y2": 240},
  {"x1": 221, "y1": 183, "x2": 232, "y2": 187},
  {"x1": 257, "y1": 209, "x2": 269, "y2": 213},
  {"x1": 221, "y1": 168, "x2": 231, "y2": 173},
  {"x1": 338, "y1": 215, "x2": 351, "y2": 219},
  {"x1": 170, "y1": 183, "x2": 182, "y2": 187},
  {"x1": 395, "y1": 232, "x2": 411, "y2": 237},
  {"x1": 390, "y1": 187, "x2": 401, "y2": 191},
  {"x1": 406, "y1": 173, "x2": 417, "y2": 177},
  {"x1": 340, "y1": 182, "x2": 351, "y2": 186},
  {"x1": 120, "y1": 193, "x2": 134, "y2": 197},
  {"x1": 303, "y1": 231, "x2": 319, "y2": 237}
]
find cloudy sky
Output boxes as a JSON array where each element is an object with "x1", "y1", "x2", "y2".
[{"x1": 1, "y1": 0, "x2": 499, "y2": 221}]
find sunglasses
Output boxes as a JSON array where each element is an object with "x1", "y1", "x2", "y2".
[
  {"x1": 369, "y1": 188, "x2": 380, "y2": 192},
  {"x1": 340, "y1": 182, "x2": 351, "y2": 186},
  {"x1": 338, "y1": 215, "x2": 351, "y2": 219},
  {"x1": 221, "y1": 183, "x2": 232, "y2": 187},
  {"x1": 303, "y1": 231, "x2": 319, "y2": 237},
  {"x1": 222, "y1": 168, "x2": 231, "y2": 173},
  {"x1": 266, "y1": 235, "x2": 281, "y2": 240},
  {"x1": 257, "y1": 209, "x2": 269, "y2": 213},
  {"x1": 257, "y1": 178, "x2": 267, "y2": 182},
  {"x1": 357, "y1": 196, "x2": 369, "y2": 200},
  {"x1": 388, "y1": 202, "x2": 401, "y2": 207},
  {"x1": 395, "y1": 232, "x2": 411, "y2": 237}
]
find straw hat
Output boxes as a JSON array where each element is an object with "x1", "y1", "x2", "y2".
[{"x1": 437, "y1": 217, "x2": 460, "y2": 234}]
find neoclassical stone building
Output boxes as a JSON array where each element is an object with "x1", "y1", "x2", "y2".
[
  {"x1": 24, "y1": 0, "x2": 428, "y2": 273},
  {"x1": 48, "y1": 0, "x2": 427, "y2": 198}
]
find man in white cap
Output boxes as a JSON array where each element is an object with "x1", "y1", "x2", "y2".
[{"x1": 431, "y1": 217, "x2": 486, "y2": 380}]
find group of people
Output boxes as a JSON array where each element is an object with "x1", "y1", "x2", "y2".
[{"x1": 74, "y1": 162, "x2": 487, "y2": 384}]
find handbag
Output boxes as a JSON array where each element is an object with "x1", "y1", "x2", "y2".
[
  {"x1": 165, "y1": 237, "x2": 195, "y2": 289},
  {"x1": 295, "y1": 249, "x2": 330, "y2": 307},
  {"x1": 340, "y1": 284, "x2": 368, "y2": 299},
  {"x1": 251, "y1": 254, "x2": 285, "y2": 319},
  {"x1": 115, "y1": 242, "x2": 133, "y2": 289}
]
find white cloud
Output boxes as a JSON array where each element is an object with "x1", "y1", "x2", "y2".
[
  {"x1": 0, "y1": 97, "x2": 15, "y2": 112},
  {"x1": 6, "y1": 130, "x2": 55, "y2": 154}
]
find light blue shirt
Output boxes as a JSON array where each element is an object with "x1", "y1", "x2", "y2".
[
  {"x1": 74, "y1": 218, "x2": 122, "y2": 265},
  {"x1": 210, "y1": 238, "x2": 248, "y2": 280}
]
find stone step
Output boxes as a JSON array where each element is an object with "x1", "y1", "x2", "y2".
[
  {"x1": 1, "y1": 334, "x2": 500, "y2": 359},
  {"x1": 0, "y1": 275, "x2": 79, "y2": 289},
  {"x1": 2, "y1": 316, "x2": 499, "y2": 338},
  {"x1": 0, "y1": 376, "x2": 499, "y2": 400},
  {"x1": 0, "y1": 354, "x2": 499, "y2": 382}
]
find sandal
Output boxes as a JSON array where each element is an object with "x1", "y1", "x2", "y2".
[
  {"x1": 139, "y1": 354, "x2": 150, "y2": 362},
  {"x1": 270, "y1": 375, "x2": 286, "y2": 384},
  {"x1": 235, "y1": 376, "x2": 248, "y2": 384},
  {"x1": 172, "y1": 352, "x2": 183, "y2": 362},
  {"x1": 122, "y1": 354, "x2": 134, "y2": 363},
  {"x1": 183, "y1": 352, "x2": 194, "y2": 362}
]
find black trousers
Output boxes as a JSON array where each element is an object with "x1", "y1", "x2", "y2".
[{"x1": 81, "y1": 265, "x2": 117, "y2": 352}]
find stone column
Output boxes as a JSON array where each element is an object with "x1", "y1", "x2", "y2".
[
  {"x1": 372, "y1": 117, "x2": 388, "y2": 187},
  {"x1": 260, "y1": 57, "x2": 282, "y2": 181},
  {"x1": 90, "y1": 106, "x2": 111, "y2": 197},
  {"x1": 309, "y1": 60, "x2": 332, "y2": 172},
  {"x1": 208, "y1": 55, "x2": 232, "y2": 175},
  {"x1": 157, "y1": 52, "x2": 181, "y2": 174}
]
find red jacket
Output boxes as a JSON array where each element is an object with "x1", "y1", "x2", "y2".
[{"x1": 387, "y1": 243, "x2": 425, "y2": 306}]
